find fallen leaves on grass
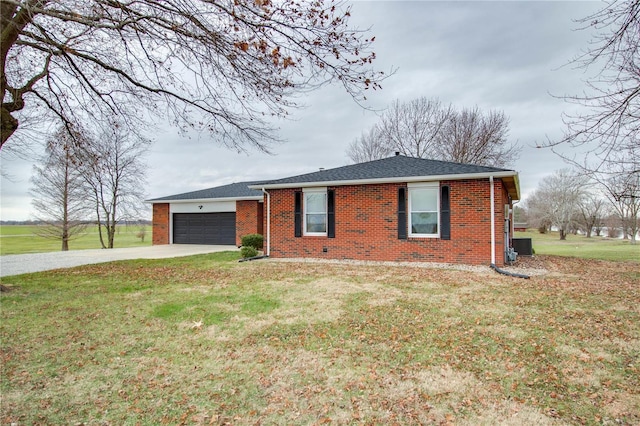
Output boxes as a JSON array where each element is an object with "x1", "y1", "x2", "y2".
[{"x1": 1, "y1": 254, "x2": 638, "y2": 425}]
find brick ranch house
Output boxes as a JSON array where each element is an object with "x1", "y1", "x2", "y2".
[{"x1": 149, "y1": 154, "x2": 521, "y2": 266}]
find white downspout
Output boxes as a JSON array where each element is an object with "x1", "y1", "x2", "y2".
[
  {"x1": 511, "y1": 199, "x2": 519, "y2": 241},
  {"x1": 261, "y1": 188, "x2": 270, "y2": 256},
  {"x1": 490, "y1": 176, "x2": 496, "y2": 265}
]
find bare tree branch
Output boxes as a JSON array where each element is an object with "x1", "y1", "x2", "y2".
[
  {"x1": 346, "y1": 126, "x2": 389, "y2": 163},
  {"x1": 76, "y1": 119, "x2": 150, "y2": 249},
  {"x1": 1, "y1": 0, "x2": 388, "y2": 151},
  {"x1": 548, "y1": 0, "x2": 640, "y2": 176},
  {"x1": 346, "y1": 97, "x2": 520, "y2": 168}
]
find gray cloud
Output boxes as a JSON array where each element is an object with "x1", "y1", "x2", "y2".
[{"x1": 0, "y1": 1, "x2": 602, "y2": 220}]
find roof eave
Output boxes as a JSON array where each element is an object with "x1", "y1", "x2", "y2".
[
  {"x1": 250, "y1": 171, "x2": 518, "y2": 190},
  {"x1": 511, "y1": 173, "x2": 521, "y2": 201},
  {"x1": 146, "y1": 195, "x2": 264, "y2": 204}
]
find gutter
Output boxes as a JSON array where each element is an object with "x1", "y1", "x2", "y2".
[
  {"x1": 248, "y1": 171, "x2": 519, "y2": 194},
  {"x1": 261, "y1": 187, "x2": 270, "y2": 256},
  {"x1": 145, "y1": 196, "x2": 264, "y2": 204}
]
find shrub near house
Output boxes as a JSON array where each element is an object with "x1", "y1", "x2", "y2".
[{"x1": 240, "y1": 234, "x2": 263, "y2": 258}]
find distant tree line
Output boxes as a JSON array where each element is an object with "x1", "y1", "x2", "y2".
[
  {"x1": 0, "y1": 220, "x2": 152, "y2": 226},
  {"x1": 523, "y1": 168, "x2": 639, "y2": 244}
]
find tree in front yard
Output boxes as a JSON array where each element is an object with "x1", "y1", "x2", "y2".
[
  {"x1": 29, "y1": 125, "x2": 89, "y2": 251},
  {"x1": 77, "y1": 121, "x2": 150, "y2": 249},
  {"x1": 602, "y1": 168, "x2": 640, "y2": 244}
]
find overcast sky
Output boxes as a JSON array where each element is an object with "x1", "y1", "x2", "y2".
[{"x1": 0, "y1": 1, "x2": 602, "y2": 221}]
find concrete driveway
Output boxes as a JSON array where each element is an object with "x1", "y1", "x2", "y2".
[{"x1": 0, "y1": 245, "x2": 238, "y2": 278}]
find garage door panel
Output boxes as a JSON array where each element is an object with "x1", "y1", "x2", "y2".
[{"x1": 173, "y1": 212, "x2": 236, "y2": 245}]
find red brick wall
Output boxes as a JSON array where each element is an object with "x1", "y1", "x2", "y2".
[
  {"x1": 152, "y1": 203, "x2": 170, "y2": 245},
  {"x1": 257, "y1": 202, "x2": 264, "y2": 236},
  {"x1": 266, "y1": 179, "x2": 510, "y2": 266},
  {"x1": 236, "y1": 200, "x2": 264, "y2": 246}
]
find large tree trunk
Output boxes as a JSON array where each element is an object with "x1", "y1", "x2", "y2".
[
  {"x1": 107, "y1": 200, "x2": 117, "y2": 248},
  {"x1": 62, "y1": 163, "x2": 69, "y2": 251},
  {"x1": 97, "y1": 220, "x2": 107, "y2": 249},
  {"x1": 61, "y1": 227, "x2": 69, "y2": 251},
  {"x1": 559, "y1": 229, "x2": 567, "y2": 240},
  {"x1": 1, "y1": 108, "x2": 18, "y2": 148},
  {"x1": 108, "y1": 222, "x2": 115, "y2": 249}
]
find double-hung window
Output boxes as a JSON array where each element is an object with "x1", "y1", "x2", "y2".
[
  {"x1": 303, "y1": 187, "x2": 327, "y2": 235},
  {"x1": 408, "y1": 182, "x2": 439, "y2": 237}
]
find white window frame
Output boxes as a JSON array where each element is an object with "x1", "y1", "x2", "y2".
[
  {"x1": 303, "y1": 187, "x2": 327, "y2": 236},
  {"x1": 408, "y1": 182, "x2": 440, "y2": 238}
]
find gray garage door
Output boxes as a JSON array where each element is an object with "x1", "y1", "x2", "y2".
[{"x1": 173, "y1": 212, "x2": 236, "y2": 245}]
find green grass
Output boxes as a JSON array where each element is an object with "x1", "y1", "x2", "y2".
[
  {"x1": 0, "y1": 224, "x2": 151, "y2": 255},
  {"x1": 151, "y1": 293, "x2": 280, "y2": 325},
  {"x1": 2, "y1": 253, "x2": 639, "y2": 425},
  {"x1": 515, "y1": 229, "x2": 640, "y2": 262}
]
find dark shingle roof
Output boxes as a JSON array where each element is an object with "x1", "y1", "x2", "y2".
[
  {"x1": 149, "y1": 156, "x2": 520, "y2": 203},
  {"x1": 255, "y1": 155, "x2": 515, "y2": 186},
  {"x1": 148, "y1": 181, "x2": 264, "y2": 202}
]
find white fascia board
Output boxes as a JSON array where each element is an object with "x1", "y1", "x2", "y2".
[
  {"x1": 146, "y1": 196, "x2": 263, "y2": 204},
  {"x1": 248, "y1": 171, "x2": 519, "y2": 190},
  {"x1": 512, "y1": 174, "x2": 522, "y2": 201}
]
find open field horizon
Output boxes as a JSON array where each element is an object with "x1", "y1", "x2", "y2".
[{"x1": 0, "y1": 224, "x2": 152, "y2": 255}]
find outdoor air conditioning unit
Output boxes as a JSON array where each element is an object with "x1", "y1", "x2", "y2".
[{"x1": 512, "y1": 238, "x2": 533, "y2": 256}]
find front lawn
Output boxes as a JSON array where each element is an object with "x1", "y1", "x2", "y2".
[{"x1": 1, "y1": 253, "x2": 638, "y2": 425}]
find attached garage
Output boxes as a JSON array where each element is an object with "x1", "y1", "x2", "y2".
[
  {"x1": 173, "y1": 212, "x2": 236, "y2": 245},
  {"x1": 148, "y1": 181, "x2": 265, "y2": 246}
]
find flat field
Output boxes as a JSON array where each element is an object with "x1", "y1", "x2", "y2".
[
  {"x1": 515, "y1": 230, "x2": 639, "y2": 262},
  {"x1": 1, "y1": 252, "x2": 638, "y2": 425},
  {"x1": 0, "y1": 225, "x2": 152, "y2": 255}
]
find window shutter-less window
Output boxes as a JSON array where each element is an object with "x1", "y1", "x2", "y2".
[
  {"x1": 440, "y1": 185, "x2": 451, "y2": 240},
  {"x1": 398, "y1": 187, "x2": 407, "y2": 239},
  {"x1": 294, "y1": 191, "x2": 302, "y2": 237},
  {"x1": 327, "y1": 189, "x2": 335, "y2": 238}
]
